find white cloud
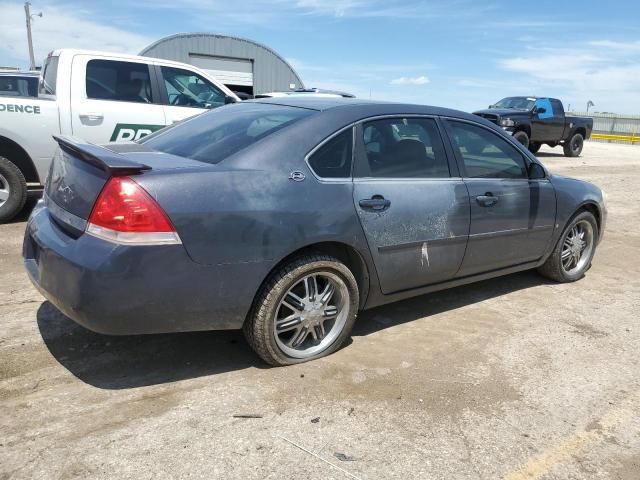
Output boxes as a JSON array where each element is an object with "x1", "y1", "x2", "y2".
[
  {"x1": 588, "y1": 40, "x2": 640, "y2": 52},
  {"x1": 390, "y1": 75, "x2": 430, "y2": 86},
  {"x1": 138, "y1": 0, "x2": 494, "y2": 23},
  {"x1": 0, "y1": 1, "x2": 153, "y2": 68},
  {"x1": 499, "y1": 41, "x2": 640, "y2": 113}
]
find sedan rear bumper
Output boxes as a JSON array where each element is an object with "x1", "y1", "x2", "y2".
[{"x1": 23, "y1": 202, "x2": 265, "y2": 335}]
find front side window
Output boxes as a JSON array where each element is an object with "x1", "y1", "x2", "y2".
[
  {"x1": 534, "y1": 98, "x2": 554, "y2": 119},
  {"x1": 359, "y1": 117, "x2": 449, "y2": 178},
  {"x1": 161, "y1": 67, "x2": 226, "y2": 109},
  {"x1": 308, "y1": 129, "x2": 353, "y2": 178},
  {"x1": 447, "y1": 121, "x2": 528, "y2": 179},
  {"x1": 141, "y1": 103, "x2": 314, "y2": 165},
  {"x1": 86, "y1": 60, "x2": 152, "y2": 104}
]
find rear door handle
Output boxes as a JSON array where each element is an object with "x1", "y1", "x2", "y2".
[
  {"x1": 476, "y1": 193, "x2": 499, "y2": 207},
  {"x1": 359, "y1": 195, "x2": 391, "y2": 211}
]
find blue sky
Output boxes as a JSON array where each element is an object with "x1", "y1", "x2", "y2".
[{"x1": 2, "y1": 0, "x2": 640, "y2": 113}]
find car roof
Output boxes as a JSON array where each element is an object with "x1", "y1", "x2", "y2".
[
  {"x1": 246, "y1": 96, "x2": 481, "y2": 121},
  {"x1": 246, "y1": 96, "x2": 376, "y2": 110},
  {"x1": 49, "y1": 49, "x2": 209, "y2": 70}
]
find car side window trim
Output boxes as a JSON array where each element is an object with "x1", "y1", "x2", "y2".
[
  {"x1": 353, "y1": 114, "x2": 458, "y2": 180},
  {"x1": 304, "y1": 124, "x2": 355, "y2": 183},
  {"x1": 440, "y1": 117, "x2": 538, "y2": 181}
]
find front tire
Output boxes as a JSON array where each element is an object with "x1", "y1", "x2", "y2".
[
  {"x1": 563, "y1": 133, "x2": 584, "y2": 157},
  {"x1": 513, "y1": 131, "x2": 530, "y2": 149},
  {"x1": 528, "y1": 142, "x2": 541, "y2": 154},
  {"x1": 244, "y1": 254, "x2": 359, "y2": 366},
  {"x1": 538, "y1": 211, "x2": 598, "y2": 282},
  {"x1": 0, "y1": 156, "x2": 28, "y2": 223}
]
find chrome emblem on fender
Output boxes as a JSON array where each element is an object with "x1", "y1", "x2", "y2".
[{"x1": 289, "y1": 171, "x2": 306, "y2": 182}]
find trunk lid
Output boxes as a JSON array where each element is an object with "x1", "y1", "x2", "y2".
[{"x1": 45, "y1": 136, "x2": 208, "y2": 233}]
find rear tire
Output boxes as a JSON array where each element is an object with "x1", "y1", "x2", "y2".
[
  {"x1": 538, "y1": 211, "x2": 598, "y2": 283},
  {"x1": 0, "y1": 156, "x2": 27, "y2": 223},
  {"x1": 513, "y1": 131, "x2": 530, "y2": 149},
  {"x1": 563, "y1": 133, "x2": 584, "y2": 157},
  {"x1": 244, "y1": 254, "x2": 359, "y2": 366},
  {"x1": 528, "y1": 142, "x2": 541, "y2": 154}
]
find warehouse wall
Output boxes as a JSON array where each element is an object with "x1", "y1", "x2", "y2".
[{"x1": 140, "y1": 33, "x2": 304, "y2": 95}]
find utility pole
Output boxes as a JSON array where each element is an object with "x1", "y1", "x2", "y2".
[{"x1": 24, "y1": 2, "x2": 42, "y2": 70}]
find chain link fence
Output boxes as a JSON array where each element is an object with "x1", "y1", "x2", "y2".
[{"x1": 568, "y1": 112, "x2": 640, "y2": 144}]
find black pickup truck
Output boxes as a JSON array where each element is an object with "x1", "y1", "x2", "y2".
[{"x1": 473, "y1": 97, "x2": 593, "y2": 157}]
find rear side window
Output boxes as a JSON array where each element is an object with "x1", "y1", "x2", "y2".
[
  {"x1": 39, "y1": 55, "x2": 59, "y2": 95},
  {"x1": 0, "y1": 76, "x2": 38, "y2": 97},
  {"x1": 141, "y1": 103, "x2": 315, "y2": 164},
  {"x1": 358, "y1": 117, "x2": 450, "y2": 178},
  {"x1": 308, "y1": 129, "x2": 353, "y2": 178},
  {"x1": 550, "y1": 99, "x2": 564, "y2": 115},
  {"x1": 447, "y1": 120, "x2": 528, "y2": 179},
  {"x1": 86, "y1": 60, "x2": 152, "y2": 104}
]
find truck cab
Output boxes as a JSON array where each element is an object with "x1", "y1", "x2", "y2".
[{"x1": 0, "y1": 49, "x2": 240, "y2": 222}]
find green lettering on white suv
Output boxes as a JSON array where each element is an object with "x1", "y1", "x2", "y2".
[{"x1": 110, "y1": 123, "x2": 164, "y2": 142}]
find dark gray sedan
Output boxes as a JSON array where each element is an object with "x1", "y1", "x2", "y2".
[{"x1": 23, "y1": 98, "x2": 606, "y2": 365}]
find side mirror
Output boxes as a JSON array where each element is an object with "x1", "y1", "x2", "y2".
[
  {"x1": 533, "y1": 107, "x2": 546, "y2": 115},
  {"x1": 224, "y1": 95, "x2": 238, "y2": 105},
  {"x1": 528, "y1": 162, "x2": 546, "y2": 179}
]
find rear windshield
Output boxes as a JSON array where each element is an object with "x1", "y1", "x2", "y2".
[
  {"x1": 39, "y1": 55, "x2": 59, "y2": 95},
  {"x1": 140, "y1": 103, "x2": 315, "y2": 164}
]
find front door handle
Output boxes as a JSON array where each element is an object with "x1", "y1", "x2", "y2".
[
  {"x1": 359, "y1": 195, "x2": 391, "y2": 211},
  {"x1": 78, "y1": 112, "x2": 104, "y2": 121},
  {"x1": 476, "y1": 193, "x2": 499, "y2": 207}
]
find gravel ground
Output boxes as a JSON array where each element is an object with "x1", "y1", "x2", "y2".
[{"x1": 1, "y1": 142, "x2": 639, "y2": 480}]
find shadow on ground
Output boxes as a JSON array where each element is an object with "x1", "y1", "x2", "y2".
[
  {"x1": 37, "y1": 302, "x2": 263, "y2": 390},
  {"x1": 7, "y1": 197, "x2": 39, "y2": 224},
  {"x1": 38, "y1": 270, "x2": 548, "y2": 390},
  {"x1": 536, "y1": 151, "x2": 569, "y2": 158}
]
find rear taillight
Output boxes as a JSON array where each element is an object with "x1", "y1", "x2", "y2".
[{"x1": 86, "y1": 176, "x2": 181, "y2": 245}]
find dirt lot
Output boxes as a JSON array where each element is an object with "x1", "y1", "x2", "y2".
[{"x1": 1, "y1": 142, "x2": 639, "y2": 480}]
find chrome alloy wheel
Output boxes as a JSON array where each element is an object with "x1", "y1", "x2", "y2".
[
  {"x1": 273, "y1": 272, "x2": 350, "y2": 359},
  {"x1": 561, "y1": 220, "x2": 594, "y2": 274},
  {"x1": 0, "y1": 173, "x2": 10, "y2": 208}
]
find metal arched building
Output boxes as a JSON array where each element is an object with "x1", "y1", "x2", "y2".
[{"x1": 140, "y1": 33, "x2": 304, "y2": 96}]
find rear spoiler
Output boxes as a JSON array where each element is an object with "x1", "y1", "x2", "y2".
[{"x1": 53, "y1": 135, "x2": 151, "y2": 175}]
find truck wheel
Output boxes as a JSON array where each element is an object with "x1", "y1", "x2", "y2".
[
  {"x1": 563, "y1": 133, "x2": 584, "y2": 157},
  {"x1": 244, "y1": 254, "x2": 359, "y2": 366},
  {"x1": 0, "y1": 156, "x2": 27, "y2": 223},
  {"x1": 513, "y1": 131, "x2": 530, "y2": 149},
  {"x1": 538, "y1": 211, "x2": 598, "y2": 283},
  {"x1": 528, "y1": 142, "x2": 541, "y2": 154}
]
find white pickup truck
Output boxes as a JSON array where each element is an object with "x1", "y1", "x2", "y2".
[{"x1": 0, "y1": 49, "x2": 240, "y2": 222}]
